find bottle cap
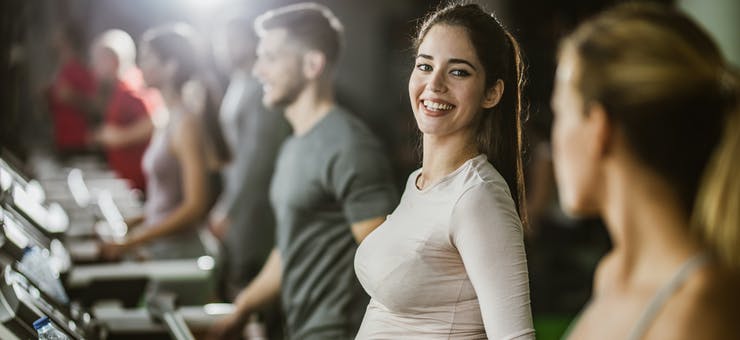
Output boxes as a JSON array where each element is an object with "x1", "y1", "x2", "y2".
[{"x1": 33, "y1": 316, "x2": 50, "y2": 330}]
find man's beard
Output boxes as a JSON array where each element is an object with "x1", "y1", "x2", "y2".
[{"x1": 267, "y1": 75, "x2": 308, "y2": 109}]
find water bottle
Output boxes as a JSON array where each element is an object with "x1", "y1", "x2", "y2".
[
  {"x1": 18, "y1": 246, "x2": 69, "y2": 304},
  {"x1": 33, "y1": 316, "x2": 70, "y2": 340}
]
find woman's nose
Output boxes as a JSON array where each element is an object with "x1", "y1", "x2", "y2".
[{"x1": 427, "y1": 70, "x2": 447, "y2": 93}]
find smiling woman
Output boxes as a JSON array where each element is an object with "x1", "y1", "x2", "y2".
[
  {"x1": 410, "y1": 25, "x2": 500, "y2": 140},
  {"x1": 411, "y1": 9, "x2": 526, "y2": 221},
  {"x1": 353, "y1": 3, "x2": 534, "y2": 339}
]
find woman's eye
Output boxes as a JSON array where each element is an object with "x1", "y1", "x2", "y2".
[
  {"x1": 416, "y1": 63, "x2": 432, "y2": 72},
  {"x1": 450, "y1": 69, "x2": 470, "y2": 77}
]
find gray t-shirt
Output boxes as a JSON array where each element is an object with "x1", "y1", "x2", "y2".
[{"x1": 270, "y1": 107, "x2": 398, "y2": 339}]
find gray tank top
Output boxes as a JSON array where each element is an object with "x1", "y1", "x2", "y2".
[
  {"x1": 141, "y1": 122, "x2": 204, "y2": 259},
  {"x1": 626, "y1": 252, "x2": 709, "y2": 340}
]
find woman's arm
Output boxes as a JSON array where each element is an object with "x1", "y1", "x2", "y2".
[
  {"x1": 112, "y1": 114, "x2": 209, "y2": 255},
  {"x1": 450, "y1": 183, "x2": 535, "y2": 340}
]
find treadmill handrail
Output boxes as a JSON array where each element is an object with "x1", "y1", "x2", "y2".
[
  {"x1": 66, "y1": 258, "x2": 212, "y2": 287},
  {"x1": 162, "y1": 311, "x2": 196, "y2": 340},
  {"x1": 93, "y1": 304, "x2": 233, "y2": 333}
]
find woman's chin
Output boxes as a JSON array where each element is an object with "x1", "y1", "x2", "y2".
[{"x1": 561, "y1": 196, "x2": 600, "y2": 219}]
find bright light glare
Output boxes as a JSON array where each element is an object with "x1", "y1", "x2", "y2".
[
  {"x1": 185, "y1": 0, "x2": 223, "y2": 12},
  {"x1": 204, "y1": 303, "x2": 235, "y2": 315},
  {"x1": 0, "y1": 168, "x2": 11, "y2": 190},
  {"x1": 197, "y1": 255, "x2": 215, "y2": 271}
]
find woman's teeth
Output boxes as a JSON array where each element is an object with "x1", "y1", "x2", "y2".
[{"x1": 423, "y1": 100, "x2": 454, "y2": 111}]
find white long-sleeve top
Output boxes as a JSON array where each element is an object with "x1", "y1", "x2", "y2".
[{"x1": 354, "y1": 154, "x2": 535, "y2": 339}]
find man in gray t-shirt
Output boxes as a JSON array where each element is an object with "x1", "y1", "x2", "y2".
[
  {"x1": 208, "y1": 4, "x2": 397, "y2": 340},
  {"x1": 272, "y1": 106, "x2": 396, "y2": 338}
]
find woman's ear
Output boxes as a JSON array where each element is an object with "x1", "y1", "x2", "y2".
[
  {"x1": 482, "y1": 79, "x2": 504, "y2": 109},
  {"x1": 302, "y1": 50, "x2": 327, "y2": 80},
  {"x1": 586, "y1": 102, "x2": 612, "y2": 158}
]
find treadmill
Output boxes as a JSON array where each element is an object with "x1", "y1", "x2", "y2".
[
  {"x1": 0, "y1": 205, "x2": 101, "y2": 339},
  {"x1": 2, "y1": 155, "x2": 231, "y2": 339}
]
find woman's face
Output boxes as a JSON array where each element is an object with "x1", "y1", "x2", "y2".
[
  {"x1": 551, "y1": 50, "x2": 603, "y2": 216},
  {"x1": 409, "y1": 24, "x2": 499, "y2": 140}
]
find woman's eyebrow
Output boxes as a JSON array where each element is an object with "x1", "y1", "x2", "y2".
[{"x1": 415, "y1": 54, "x2": 476, "y2": 70}]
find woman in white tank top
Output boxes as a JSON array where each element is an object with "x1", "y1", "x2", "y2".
[{"x1": 551, "y1": 3, "x2": 740, "y2": 339}]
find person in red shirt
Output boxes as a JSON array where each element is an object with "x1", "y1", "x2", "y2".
[
  {"x1": 90, "y1": 29, "x2": 153, "y2": 192},
  {"x1": 47, "y1": 24, "x2": 96, "y2": 152}
]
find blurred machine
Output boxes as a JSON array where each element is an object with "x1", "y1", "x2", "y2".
[{"x1": 0, "y1": 154, "x2": 230, "y2": 339}]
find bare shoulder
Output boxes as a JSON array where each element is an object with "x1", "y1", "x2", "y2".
[
  {"x1": 170, "y1": 113, "x2": 202, "y2": 144},
  {"x1": 165, "y1": 114, "x2": 204, "y2": 160},
  {"x1": 173, "y1": 113, "x2": 200, "y2": 135},
  {"x1": 649, "y1": 264, "x2": 740, "y2": 340},
  {"x1": 681, "y1": 266, "x2": 740, "y2": 338}
]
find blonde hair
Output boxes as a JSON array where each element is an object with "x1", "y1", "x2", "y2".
[
  {"x1": 561, "y1": 3, "x2": 739, "y2": 267},
  {"x1": 694, "y1": 99, "x2": 740, "y2": 269},
  {"x1": 561, "y1": 3, "x2": 729, "y2": 216}
]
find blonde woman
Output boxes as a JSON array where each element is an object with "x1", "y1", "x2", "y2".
[{"x1": 551, "y1": 3, "x2": 740, "y2": 339}]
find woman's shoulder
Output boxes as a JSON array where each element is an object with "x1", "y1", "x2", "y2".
[
  {"x1": 452, "y1": 160, "x2": 520, "y2": 220},
  {"x1": 166, "y1": 112, "x2": 204, "y2": 148},
  {"x1": 462, "y1": 156, "x2": 512, "y2": 197},
  {"x1": 652, "y1": 264, "x2": 740, "y2": 339},
  {"x1": 170, "y1": 112, "x2": 199, "y2": 132},
  {"x1": 682, "y1": 265, "x2": 740, "y2": 335}
]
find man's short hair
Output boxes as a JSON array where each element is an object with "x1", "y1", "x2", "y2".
[{"x1": 255, "y1": 2, "x2": 344, "y2": 67}]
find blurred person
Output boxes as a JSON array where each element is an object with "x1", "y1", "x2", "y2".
[
  {"x1": 353, "y1": 3, "x2": 534, "y2": 339},
  {"x1": 552, "y1": 3, "x2": 740, "y2": 339},
  {"x1": 209, "y1": 14, "x2": 290, "y2": 338},
  {"x1": 93, "y1": 28, "x2": 165, "y2": 117},
  {"x1": 209, "y1": 15, "x2": 290, "y2": 300},
  {"x1": 208, "y1": 3, "x2": 398, "y2": 339},
  {"x1": 89, "y1": 29, "x2": 153, "y2": 192},
  {"x1": 99, "y1": 24, "x2": 222, "y2": 260},
  {"x1": 46, "y1": 23, "x2": 96, "y2": 153},
  {"x1": 92, "y1": 28, "x2": 139, "y2": 89}
]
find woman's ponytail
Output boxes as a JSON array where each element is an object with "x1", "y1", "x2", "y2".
[{"x1": 694, "y1": 70, "x2": 740, "y2": 270}]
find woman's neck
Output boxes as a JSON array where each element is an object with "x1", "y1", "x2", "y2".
[
  {"x1": 418, "y1": 130, "x2": 479, "y2": 189},
  {"x1": 601, "y1": 160, "x2": 704, "y2": 291},
  {"x1": 159, "y1": 84, "x2": 184, "y2": 114}
]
